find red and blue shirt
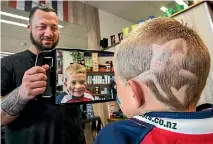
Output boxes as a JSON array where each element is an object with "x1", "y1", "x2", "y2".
[{"x1": 94, "y1": 104, "x2": 213, "y2": 144}]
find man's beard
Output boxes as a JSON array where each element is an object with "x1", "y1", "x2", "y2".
[{"x1": 30, "y1": 32, "x2": 59, "y2": 51}]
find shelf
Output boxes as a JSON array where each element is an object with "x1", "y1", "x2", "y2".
[
  {"x1": 101, "y1": 42, "x2": 121, "y2": 51},
  {"x1": 170, "y1": 1, "x2": 205, "y2": 18},
  {"x1": 93, "y1": 94, "x2": 111, "y2": 96},
  {"x1": 87, "y1": 71, "x2": 114, "y2": 74},
  {"x1": 84, "y1": 51, "x2": 114, "y2": 57},
  {"x1": 87, "y1": 84, "x2": 110, "y2": 86}
]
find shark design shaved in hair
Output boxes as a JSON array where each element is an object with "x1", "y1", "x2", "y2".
[
  {"x1": 136, "y1": 39, "x2": 198, "y2": 110},
  {"x1": 114, "y1": 18, "x2": 210, "y2": 111}
]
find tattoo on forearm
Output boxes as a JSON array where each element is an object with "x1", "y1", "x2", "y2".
[{"x1": 1, "y1": 88, "x2": 28, "y2": 116}]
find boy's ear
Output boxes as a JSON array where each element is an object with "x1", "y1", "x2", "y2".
[{"x1": 128, "y1": 80, "x2": 144, "y2": 108}]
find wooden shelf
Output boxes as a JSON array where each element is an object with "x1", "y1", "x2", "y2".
[
  {"x1": 101, "y1": 42, "x2": 121, "y2": 51},
  {"x1": 87, "y1": 84, "x2": 110, "y2": 86},
  {"x1": 93, "y1": 94, "x2": 111, "y2": 96},
  {"x1": 87, "y1": 71, "x2": 114, "y2": 74},
  {"x1": 170, "y1": 1, "x2": 204, "y2": 18}
]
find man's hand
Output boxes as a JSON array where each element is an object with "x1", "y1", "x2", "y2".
[
  {"x1": 19, "y1": 64, "x2": 49, "y2": 100},
  {"x1": 1, "y1": 65, "x2": 49, "y2": 123}
]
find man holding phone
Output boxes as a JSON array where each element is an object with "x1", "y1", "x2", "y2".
[{"x1": 1, "y1": 4, "x2": 85, "y2": 144}]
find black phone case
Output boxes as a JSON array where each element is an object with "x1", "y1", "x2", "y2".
[{"x1": 35, "y1": 50, "x2": 55, "y2": 103}]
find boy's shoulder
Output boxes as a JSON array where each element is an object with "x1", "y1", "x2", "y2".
[
  {"x1": 56, "y1": 91, "x2": 69, "y2": 104},
  {"x1": 94, "y1": 119, "x2": 154, "y2": 144},
  {"x1": 84, "y1": 90, "x2": 94, "y2": 100}
]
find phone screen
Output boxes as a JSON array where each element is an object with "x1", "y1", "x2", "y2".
[{"x1": 55, "y1": 49, "x2": 117, "y2": 105}]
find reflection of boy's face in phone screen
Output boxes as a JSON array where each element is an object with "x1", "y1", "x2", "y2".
[{"x1": 64, "y1": 73, "x2": 87, "y2": 97}]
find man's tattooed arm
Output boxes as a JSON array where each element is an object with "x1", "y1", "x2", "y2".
[{"x1": 1, "y1": 87, "x2": 29, "y2": 116}]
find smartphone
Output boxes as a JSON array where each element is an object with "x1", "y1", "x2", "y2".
[{"x1": 35, "y1": 50, "x2": 55, "y2": 100}]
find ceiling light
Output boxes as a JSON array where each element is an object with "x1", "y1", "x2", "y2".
[
  {"x1": 0, "y1": 19, "x2": 27, "y2": 27},
  {"x1": 0, "y1": 11, "x2": 64, "y2": 28},
  {"x1": 0, "y1": 11, "x2": 29, "y2": 20},
  {"x1": 0, "y1": 52, "x2": 15, "y2": 55},
  {"x1": 175, "y1": 0, "x2": 189, "y2": 8},
  {"x1": 160, "y1": 6, "x2": 168, "y2": 12},
  {"x1": 58, "y1": 25, "x2": 63, "y2": 28}
]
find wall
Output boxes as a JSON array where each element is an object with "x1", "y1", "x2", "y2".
[
  {"x1": 98, "y1": 9, "x2": 134, "y2": 45},
  {"x1": 1, "y1": 1, "x2": 101, "y2": 53},
  {"x1": 68, "y1": 1, "x2": 101, "y2": 50},
  {"x1": 0, "y1": 8, "x2": 88, "y2": 53}
]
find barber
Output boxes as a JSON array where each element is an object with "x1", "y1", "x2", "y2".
[{"x1": 1, "y1": 4, "x2": 85, "y2": 144}]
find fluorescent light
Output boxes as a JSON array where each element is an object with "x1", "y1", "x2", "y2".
[
  {"x1": 0, "y1": 11, "x2": 64, "y2": 28},
  {"x1": 0, "y1": 52, "x2": 15, "y2": 55},
  {"x1": 0, "y1": 19, "x2": 27, "y2": 27},
  {"x1": 58, "y1": 25, "x2": 63, "y2": 28},
  {"x1": 175, "y1": 0, "x2": 189, "y2": 8},
  {"x1": 0, "y1": 11, "x2": 29, "y2": 20},
  {"x1": 1, "y1": 54, "x2": 13, "y2": 57},
  {"x1": 160, "y1": 6, "x2": 168, "y2": 12}
]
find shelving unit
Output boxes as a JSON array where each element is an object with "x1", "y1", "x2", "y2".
[
  {"x1": 87, "y1": 71, "x2": 114, "y2": 74},
  {"x1": 93, "y1": 94, "x2": 111, "y2": 97},
  {"x1": 101, "y1": 42, "x2": 120, "y2": 51},
  {"x1": 87, "y1": 70, "x2": 115, "y2": 100},
  {"x1": 87, "y1": 84, "x2": 110, "y2": 86}
]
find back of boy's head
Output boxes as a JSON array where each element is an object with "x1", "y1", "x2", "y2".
[
  {"x1": 114, "y1": 18, "x2": 210, "y2": 111},
  {"x1": 65, "y1": 63, "x2": 86, "y2": 81}
]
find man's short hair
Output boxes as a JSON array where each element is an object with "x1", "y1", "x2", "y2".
[
  {"x1": 64, "y1": 64, "x2": 86, "y2": 81},
  {"x1": 29, "y1": 3, "x2": 56, "y2": 23},
  {"x1": 114, "y1": 18, "x2": 210, "y2": 111}
]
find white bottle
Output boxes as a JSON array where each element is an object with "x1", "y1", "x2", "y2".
[
  {"x1": 94, "y1": 76, "x2": 97, "y2": 84},
  {"x1": 105, "y1": 75, "x2": 108, "y2": 84},
  {"x1": 92, "y1": 76, "x2": 95, "y2": 84},
  {"x1": 98, "y1": 76, "x2": 101, "y2": 84}
]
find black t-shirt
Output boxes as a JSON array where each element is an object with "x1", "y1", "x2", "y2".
[{"x1": 1, "y1": 50, "x2": 85, "y2": 144}]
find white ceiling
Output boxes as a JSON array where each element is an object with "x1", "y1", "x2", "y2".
[{"x1": 85, "y1": 1, "x2": 175, "y2": 23}]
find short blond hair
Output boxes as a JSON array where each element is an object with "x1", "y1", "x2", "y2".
[
  {"x1": 114, "y1": 18, "x2": 210, "y2": 111},
  {"x1": 64, "y1": 63, "x2": 86, "y2": 81}
]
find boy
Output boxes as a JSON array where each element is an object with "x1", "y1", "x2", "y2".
[
  {"x1": 94, "y1": 18, "x2": 213, "y2": 143},
  {"x1": 56, "y1": 63, "x2": 94, "y2": 104}
]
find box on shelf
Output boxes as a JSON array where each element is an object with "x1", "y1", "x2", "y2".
[
  {"x1": 92, "y1": 53, "x2": 98, "y2": 60},
  {"x1": 92, "y1": 59, "x2": 99, "y2": 72}
]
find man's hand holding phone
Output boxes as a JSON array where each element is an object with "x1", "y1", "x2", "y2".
[{"x1": 18, "y1": 65, "x2": 49, "y2": 101}]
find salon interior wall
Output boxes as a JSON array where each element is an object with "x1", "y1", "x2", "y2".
[
  {"x1": 172, "y1": 2, "x2": 213, "y2": 105},
  {"x1": 67, "y1": 1, "x2": 101, "y2": 50},
  {"x1": 0, "y1": 1, "x2": 102, "y2": 53},
  {"x1": 98, "y1": 9, "x2": 134, "y2": 46}
]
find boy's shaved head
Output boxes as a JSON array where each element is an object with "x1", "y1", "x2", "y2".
[{"x1": 114, "y1": 18, "x2": 210, "y2": 111}]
